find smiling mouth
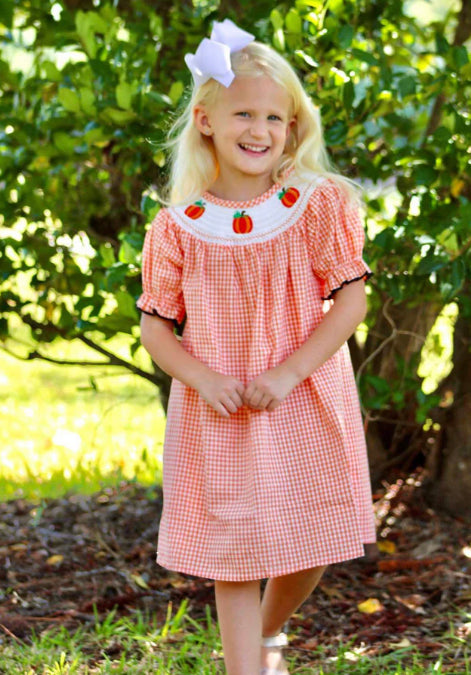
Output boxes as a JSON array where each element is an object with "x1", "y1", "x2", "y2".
[{"x1": 238, "y1": 143, "x2": 269, "y2": 154}]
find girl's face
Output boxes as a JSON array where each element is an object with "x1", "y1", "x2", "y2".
[{"x1": 194, "y1": 76, "x2": 294, "y2": 194}]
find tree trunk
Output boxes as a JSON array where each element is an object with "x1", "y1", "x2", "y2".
[{"x1": 356, "y1": 297, "x2": 443, "y2": 477}]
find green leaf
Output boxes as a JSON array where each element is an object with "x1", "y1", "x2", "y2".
[
  {"x1": 119, "y1": 240, "x2": 139, "y2": 265},
  {"x1": 53, "y1": 132, "x2": 77, "y2": 154},
  {"x1": 329, "y1": 0, "x2": 345, "y2": 13},
  {"x1": 365, "y1": 374, "x2": 391, "y2": 395},
  {"x1": 338, "y1": 24, "x2": 354, "y2": 49},
  {"x1": 80, "y1": 87, "x2": 96, "y2": 115},
  {"x1": 105, "y1": 263, "x2": 129, "y2": 291},
  {"x1": 447, "y1": 258, "x2": 466, "y2": 298},
  {"x1": 42, "y1": 61, "x2": 62, "y2": 82},
  {"x1": 452, "y1": 45, "x2": 469, "y2": 70},
  {"x1": 99, "y1": 243, "x2": 116, "y2": 267},
  {"x1": 116, "y1": 81, "x2": 134, "y2": 110},
  {"x1": 415, "y1": 254, "x2": 446, "y2": 275},
  {"x1": 58, "y1": 88, "x2": 81, "y2": 113},
  {"x1": 0, "y1": 1, "x2": 13, "y2": 28},
  {"x1": 412, "y1": 164, "x2": 438, "y2": 186},
  {"x1": 147, "y1": 91, "x2": 172, "y2": 107},
  {"x1": 84, "y1": 126, "x2": 107, "y2": 146},
  {"x1": 433, "y1": 126, "x2": 451, "y2": 144},
  {"x1": 87, "y1": 11, "x2": 108, "y2": 34},
  {"x1": 116, "y1": 290, "x2": 139, "y2": 319},
  {"x1": 141, "y1": 195, "x2": 159, "y2": 219},
  {"x1": 75, "y1": 11, "x2": 97, "y2": 58},
  {"x1": 437, "y1": 229, "x2": 458, "y2": 253},
  {"x1": 435, "y1": 34, "x2": 449, "y2": 55},
  {"x1": 273, "y1": 28, "x2": 285, "y2": 51},
  {"x1": 352, "y1": 48, "x2": 379, "y2": 66},
  {"x1": 343, "y1": 80, "x2": 354, "y2": 111},
  {"x1": 168, "y1": 81, "x2": 184, "y2": 105},
  {"x1": 294, "y1": 50, "x2": 318, "y2": 68},
  {"x1": 398, "y1": 75, "x2": 416, "y2": 98},
  {"x1": 101, "y1": 107, "x2": 137, "y2": 125},
  {"x1": 97, "y1": 312, "x2": 136, "y2": 334},
  {"x1": 325, "y1": 120, "x2": 348, "y2": 145},
  {"x1": 270, "y1": 9, "x2": 284, "y2": 30},
  {"x1": 285, "y1": 9, "x2": 302, "y2": 34}
]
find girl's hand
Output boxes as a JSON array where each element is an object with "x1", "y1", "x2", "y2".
[
  {"x1": 195, "y1": 371, "x2": 245, "y2": 418},
  {"x1": 244, "y1": 365, "x2": 300, "y2": 412}
]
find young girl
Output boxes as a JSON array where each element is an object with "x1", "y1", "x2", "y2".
[{"x1": 137, "y1": 19, "x2": 376, "y2": 675}]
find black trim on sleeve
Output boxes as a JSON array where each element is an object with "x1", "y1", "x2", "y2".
[
  {"x1": 321, "y1": 271, "x2": 373, "y2": 301},
  {"x1": 136, "y1": 305, "x2": 184, "y2": 332}
]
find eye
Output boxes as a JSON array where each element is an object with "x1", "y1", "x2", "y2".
[
  {"x1": 236, "y1": 111, "x2": 250, "y2": 117},
  {"x1": 268, "y1": 114, "x2": 282, "y2": 121}
]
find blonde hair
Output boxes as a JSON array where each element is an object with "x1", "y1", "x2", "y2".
[{"x1": 162, "y1": 41, "x2": 359, "y2": 205}]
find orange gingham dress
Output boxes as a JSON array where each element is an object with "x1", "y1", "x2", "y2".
[{"x1": 137, "y1": 176, "x2": 376, "y2": 581}]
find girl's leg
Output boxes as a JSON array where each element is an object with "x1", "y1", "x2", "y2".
[
  {"x1": 260, "y1": 566, "x2": 326, "y2": 672},
  {"x1": 215, "y1": 579, "x2": 261, "y2": 675},
  {"x1": 261, "y1": 565, "x2": 326, "y2": 636}
]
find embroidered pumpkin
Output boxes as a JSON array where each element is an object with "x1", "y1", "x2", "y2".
[
  {"x1": 185, "y1": 200, "x2": 206, "y2": 219},
  {"x1": 278, "y1": 187, "x2": 300, "y2": 207},
  {"x1": 232, "y1": 210, "x2": 253, "y2": 234}
]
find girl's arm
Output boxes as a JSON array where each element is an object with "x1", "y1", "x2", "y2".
[
  {"x1": 243, "y1": 280, "x2": 367, "y2": 411},
  {"x1": 140, "y1": 313, "x2": 244, "y2": 418}
]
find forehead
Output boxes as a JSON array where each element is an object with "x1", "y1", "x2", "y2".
[{"x1": 216, "y1": 76, "x2": 291, "y2": 112}]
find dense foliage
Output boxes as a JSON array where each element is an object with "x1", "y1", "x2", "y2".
[{"x1": 1, "y1": 0, "x2": 470, "y2": 512}]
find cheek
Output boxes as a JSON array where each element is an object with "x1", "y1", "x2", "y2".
[{"x1": 275, "y1": 126, "x2": 290, "y2": 147}]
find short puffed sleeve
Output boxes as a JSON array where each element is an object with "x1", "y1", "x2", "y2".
[
  {"x1": 307, "y1": 180, "x2": 372, "y2": 300},
  {"x1": 136, "y1": 209, "x2": 185, "y2": 325}
]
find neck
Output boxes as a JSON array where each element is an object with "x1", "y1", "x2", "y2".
[{"x1": 208, "y1": 173, "x2": 275, "y2": 202}]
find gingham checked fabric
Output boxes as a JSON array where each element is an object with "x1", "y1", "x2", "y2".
[{"x1": 137, "y1": 177, "x2": 376, "y2": 581}]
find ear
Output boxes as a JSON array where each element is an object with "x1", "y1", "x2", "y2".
[
  {"x1": 286, "y1": 116, "x2": 296, "y2": 139},
  {"x1": 194, "y1": 105, "x2": 214, "y2": 137}
]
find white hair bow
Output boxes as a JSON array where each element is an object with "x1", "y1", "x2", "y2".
[{"x1": 184, "y1": 19, "x2": 255, "y2": 89}]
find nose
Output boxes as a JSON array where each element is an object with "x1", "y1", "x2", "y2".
[{"x1": 249, "y1": 117, "x2": 267, "y2": 138}]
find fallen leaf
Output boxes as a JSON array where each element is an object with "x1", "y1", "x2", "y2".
[
  {"x1": 131, "y1": 574, "x2": 149, "y2": 590},
  {"x1": 357, "y1": 598, "x2": 384, "y2": 614},
  {"x1": 394, "y1": 594, "x2": 427, "y2": 613},
  {"x1": 46, "y1": 554, "x2": 64, "y2": 566},
  {"x1": 377, "y1": 540, "x2": 396, "y2": 554},
  {"x1": 388, "y1": 637, "x2": 412, "y2": 648},
  {"x1": 319, "y1": 584, "x2": 345, "y2": 600}
]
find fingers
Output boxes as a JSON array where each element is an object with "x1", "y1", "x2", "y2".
[
  {"x1": 206, "y1": 376, "x2": 245, "y2": 418},
  {"x1": 244, "y1": 381, "x2": 276, "y2": 411}
]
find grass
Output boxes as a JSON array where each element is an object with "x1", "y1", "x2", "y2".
[
  {"x1": 0, "y1": 337, "x2": 165, "y2": 501},
  {"x1": 0, "y1": 602, "x2": 469, "y2": 674}
]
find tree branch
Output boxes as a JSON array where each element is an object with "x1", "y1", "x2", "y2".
[
  {"x1": 17, "y1": 314, "x2": 166, "y2": 389},
  {"x1": 77, "y1": 335, "x2": 168, "y2": 389},
  {"x1": 2, "y1": 346, "x2": 108, "y2": 368}
]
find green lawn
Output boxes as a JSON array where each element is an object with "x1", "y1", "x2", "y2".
[
  {"x1": 0, "y1": 338, "x2": 165, "y2": 501},
  {"x1": 1, "y1": 602, "x2": 469, "y2": 674}
]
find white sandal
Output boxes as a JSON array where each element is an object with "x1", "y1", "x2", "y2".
[{"x1": 261, "y1": 632, "x2": 289, "y2": 675}]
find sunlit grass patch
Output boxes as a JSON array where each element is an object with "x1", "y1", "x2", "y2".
[{"x1": 0, "y1": 340, "x2": 165, "y2": 501}]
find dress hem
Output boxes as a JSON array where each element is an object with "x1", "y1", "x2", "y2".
[{"x1": 156, "y1": 542, "x2": 375, "y2": 582}]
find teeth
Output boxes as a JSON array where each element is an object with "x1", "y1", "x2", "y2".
[{"x1": 240, "y1": 144, "x2": 268, "y2": 153}]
